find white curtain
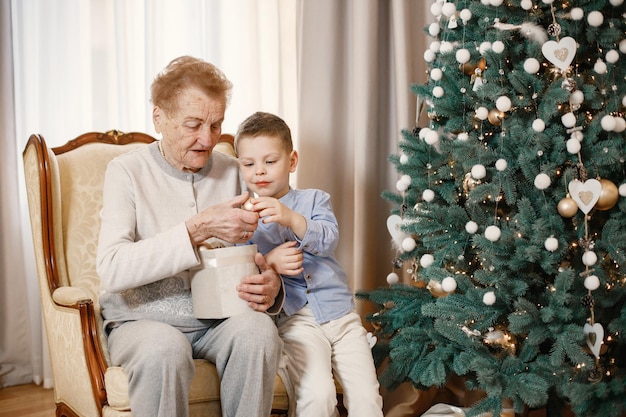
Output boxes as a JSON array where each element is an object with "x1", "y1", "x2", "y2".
[{"x1": 1, "y1": 1, "x2": 428, "y2": 410}]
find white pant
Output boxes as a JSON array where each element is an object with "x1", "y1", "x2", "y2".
[{"x1": 276, "y1": 306, "x2": 384, "y2": 417}]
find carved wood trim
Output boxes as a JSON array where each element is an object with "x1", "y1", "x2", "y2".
[
  {"x1": 56, "y1": 401, "x2": 81, "y2": 417},
  {"x1": 52, "y1": 130, "x2": 156, "y2": 154}
]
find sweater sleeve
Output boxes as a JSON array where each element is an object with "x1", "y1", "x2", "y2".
[{"x1": 96, "y1": 156, "x2": 201, "y2": 294}]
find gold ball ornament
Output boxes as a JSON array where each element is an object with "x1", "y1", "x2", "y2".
[
  {"x1": 557, "y1": 196, "x2": 578, "y2": 218},
  {"x1": 488, "y1": 108, "x2": 504, "y2": 126},
  {"x1": 460, "y1": 61, "x2": 477, "y2": 75},
  {"x1": 595, "y1": 178, "x2": 619, "y2": 211}
]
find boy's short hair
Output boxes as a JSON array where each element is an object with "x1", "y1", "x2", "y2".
[{"x1": 235, "y1": 112, "x2": 293, "y2": 152}]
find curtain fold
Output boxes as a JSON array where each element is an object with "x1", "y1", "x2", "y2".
[
  {"x1": 296, "y1": 0, "x2": 427, "y2": 310},
  {"x1": 0, "y1": 0, "x2": 37, "y2": 389}
]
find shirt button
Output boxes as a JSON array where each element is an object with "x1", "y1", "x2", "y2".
[
  {"x1": 306, "y1": 289, "x2": 311, "y2": 294},
  {"x1": 189, "y1": 202, "x2": 196, "y2": 208},
  {"x1": 306, "y1": 274, "x2": 311, "y2": 280}
]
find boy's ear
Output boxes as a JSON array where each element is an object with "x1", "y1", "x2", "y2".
[{"x1": 289, "y1": 150, "x2": 299, "y2": 173}]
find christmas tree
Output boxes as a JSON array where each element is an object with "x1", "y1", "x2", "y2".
[{"x1": 359, "y1": 1, "x2": 626, "y2": 416}]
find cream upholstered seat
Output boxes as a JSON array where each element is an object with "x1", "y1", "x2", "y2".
[{"x1": 22, "y1": 130, "x2": 291, "y2": 417}]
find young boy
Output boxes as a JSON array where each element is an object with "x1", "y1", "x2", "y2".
[{"x1": 235, "y1": 112, "x2": 383, "y2": 417}]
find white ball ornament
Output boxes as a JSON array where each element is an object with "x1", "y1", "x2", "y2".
[
  {"x1": 399, "y1": 154, "x2": 409, "y2": 164},
  {"x1": 425, "y1": 129, "x2": 440, "y2": 145},
  {"x1": 400, "y1": 174, "x2": 411, "y2": 186},
  {"x1": 534, "y1": 173, "x2": 551, "y2": 190},
  {"x1": 582, "y1": 251, "x2": 598, "y2": 266},
  {"x1": 606, "y1": 50, "x2": 619, "y2": 64},
  {"x1": 601, "y1": 115, "x2": 617, "y2": 131},
  {"x1": 429, "y1": 22, "x2": 441, "y2": 37},
  {"x1": 401, "y1": 237, "x2": 417, "y2": 252},
  {"x1": 544, "y1": 236, "x2": 558, "y2": 252},
  {"x1": 424, "y1": 49, "x2": 436, "y2": 63},
  {"x1": 485, "y1": 225, "x2": 501, "y2": 242},
  {"x1": 524, "y1": 58, "x2": 540, "y2": 74},
  {"x1": 440, "y1": 42, "x2": 454, "y2": 53},
  {"x1": 430, "y1": 41, "x2": 441, "y2": 53},
  {"x1": 433, "y1": 86, "x2": 445, "y2": 98},
  {"x1": 479, "y1": 42, "x2": 492, "y2": 54},
  {"x1": 619, "y1": 183, "x2": 626, "y2": 197},
  {"x1": 570, "y1": 8, "x2": 584, "y2": 20},
  {"x1": 471, "y1": 164, "x2": 487, "y2": 180},
  {"x1": 570, "y1": 90, "x2": 584, "y2": 105},
  {"x1": 386, "y1": 272, "x2": 400, "y2": 285},
  {"x1": 430, "y1": 2, "x2": 443, "y2": 16},
  {"x1": 495, "y1": 159, "x2": 507, "y2": 171},
  {"x1": 566, "y1": 138, "x2": 581, "y2": 154},
  {"x1": 419, "y1": 128, "x2": 430, "y2": 140},
  {"x1": 520, "y1": 0, "x2": 533, "y2": 10},
  {"x1": 584, "y1": 275, "x2": 600, "y2": 291},
  {"x1": 441, "y1": 2, "x2": 456, "y2": 17},
  {"x1": 420, "y1": 253, "x2": 435, "y2": 268},
  {"x1": 614, "y1": 117, "x2": 626, "y2": 133},
  {"x1": 490, "y1": 0, "x2": 504, "y2": 6},
  {"x1": 611, "y1": 0, "x2": 625, "y2": 6},
  {"x1": 476, "y1": 107, "x2": 489, "y2": 120},
  {"x1": 457, "y1": 132, "x2": 469, "y2": 141},
  {"x1": 396, "y1": 179, "x2": 409, "y2": 192},
  {"x1": 541, "y1": 0, "x2": 554, "y2": 3},
  {"x1": 623, "y1": 95, "x2": 626, "y2": 107},
  {"x1": 621, "y1": 39, "x2": 626, "y2": 54},
  {"x1": 456, "y1": 49, "x2": 471, "y2": 64},
  {"x1": 430, "y1": 68, "x2": 443, "y2": 81},
  {"x1": 441, "y1": 277, "x2": 458, "y2": 293},
  {"x1": 594, "y1": 59, "x2": 607, "y2": 75},
  {"x1": 492, "y1": 41, "x2": 505, "y2": 54},
  {"x1": 571, "y1": 130, "x2": 584, "y2": 142},
  {"x1": 483, "y1": 291, "x2": 496, "y2": 305},
  {"x1": 423, "y1": 189, "x2": 435, "y2": 202},
  {"x1": 532, "y1": 119, "x2": 546, "y2": 132},
  {"x1": 496, "y1": 96, "x2": 512, "y2": 112},
  {"x1": 481, "y1": 0, "x2": 490, "y2": 4},
  {"x1": 561, "y1": 112, "x2": 577, "y2": 128},
  {"x1": 587, "y1": 11, "x2": 604, "y2": 27},
  {"x1": 465, "y1": 221, "x2": 479, "y2": 234},
  {"x1": 459, "y1": 9, "x2": 472, "y2": 23}
]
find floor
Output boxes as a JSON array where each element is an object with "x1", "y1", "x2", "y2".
[
  {"x1": 0, "y1": 383, "x2": 55, "y2": 417},
  {"x1": 0, "y1": 383, "x2": 347, "y2": 416}
]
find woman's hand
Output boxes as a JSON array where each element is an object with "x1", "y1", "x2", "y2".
[
  {"x1": 237, "y1": 252, "x2": 282, "y2": 312},
  {"x1": 185, "y1": 192, "x2": 259, "y2": 245}
]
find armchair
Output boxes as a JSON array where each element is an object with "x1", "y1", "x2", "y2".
[{"x1": 22, "y1": 130, "x2": 291, "y2": 417}]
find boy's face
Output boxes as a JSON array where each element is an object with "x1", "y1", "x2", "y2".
[{"x1": 237, "y1": 134, "x2": 297, "y2": 199}]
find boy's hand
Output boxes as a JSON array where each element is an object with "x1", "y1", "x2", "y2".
[
  {"x1": 245, "y1": 196, "x2": 307, "y2": 238},
  {"x1": 265, "y1": 241, "x2": 304, "y2": 276}
]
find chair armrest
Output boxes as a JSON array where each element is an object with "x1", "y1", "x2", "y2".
[{"x1": 52, "y1": 286, "x2": 93, "y2": 306}]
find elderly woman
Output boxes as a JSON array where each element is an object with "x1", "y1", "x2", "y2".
[{"x1": 96, "y1": 56, "x2": 284, "y2": 417}]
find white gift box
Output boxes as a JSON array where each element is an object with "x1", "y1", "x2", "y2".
[{"x1": 190, "y1": 244, "x2": 258, "y2": 319}]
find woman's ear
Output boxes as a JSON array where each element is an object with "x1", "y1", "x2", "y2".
[
  {"x1": 289, "y1": 150, "x2": 299, "y2": 173},
  {"x1": 152, "y1": 106, "x2": 162, "y2": 134}
]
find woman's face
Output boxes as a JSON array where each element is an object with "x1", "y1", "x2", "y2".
[{"x1": 153, "y1": 87, "x2": 226, "y2": 172}]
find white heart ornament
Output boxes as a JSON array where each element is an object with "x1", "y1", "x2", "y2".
[
  {"x1": 366, "y1": 332, "x2": 378, "y2": 349},
  {"x1": 583, "y1": 322, "x2": 604, "y2": 359},
  {"x1": 387, "y1": 214, "x2": 408, "y2": 248},
  {"x1": 542, "y1": 37, "x2": 577, "y2": 70},
  {"x1": 568, "y1": 179, "x2": 601, "y2": 214}
]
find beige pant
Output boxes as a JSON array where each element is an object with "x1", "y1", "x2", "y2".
[{"x1": 277, "y1": 305, "x2": 384, "y2": 417}]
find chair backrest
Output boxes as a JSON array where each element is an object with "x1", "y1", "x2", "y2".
[{"x1": 24, "y1": 130, "x2": 155, "y2": 310}]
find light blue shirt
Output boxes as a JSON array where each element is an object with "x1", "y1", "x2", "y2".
[{"x1": 249, "y1": 188, "x2": 354, "y2": 324}]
